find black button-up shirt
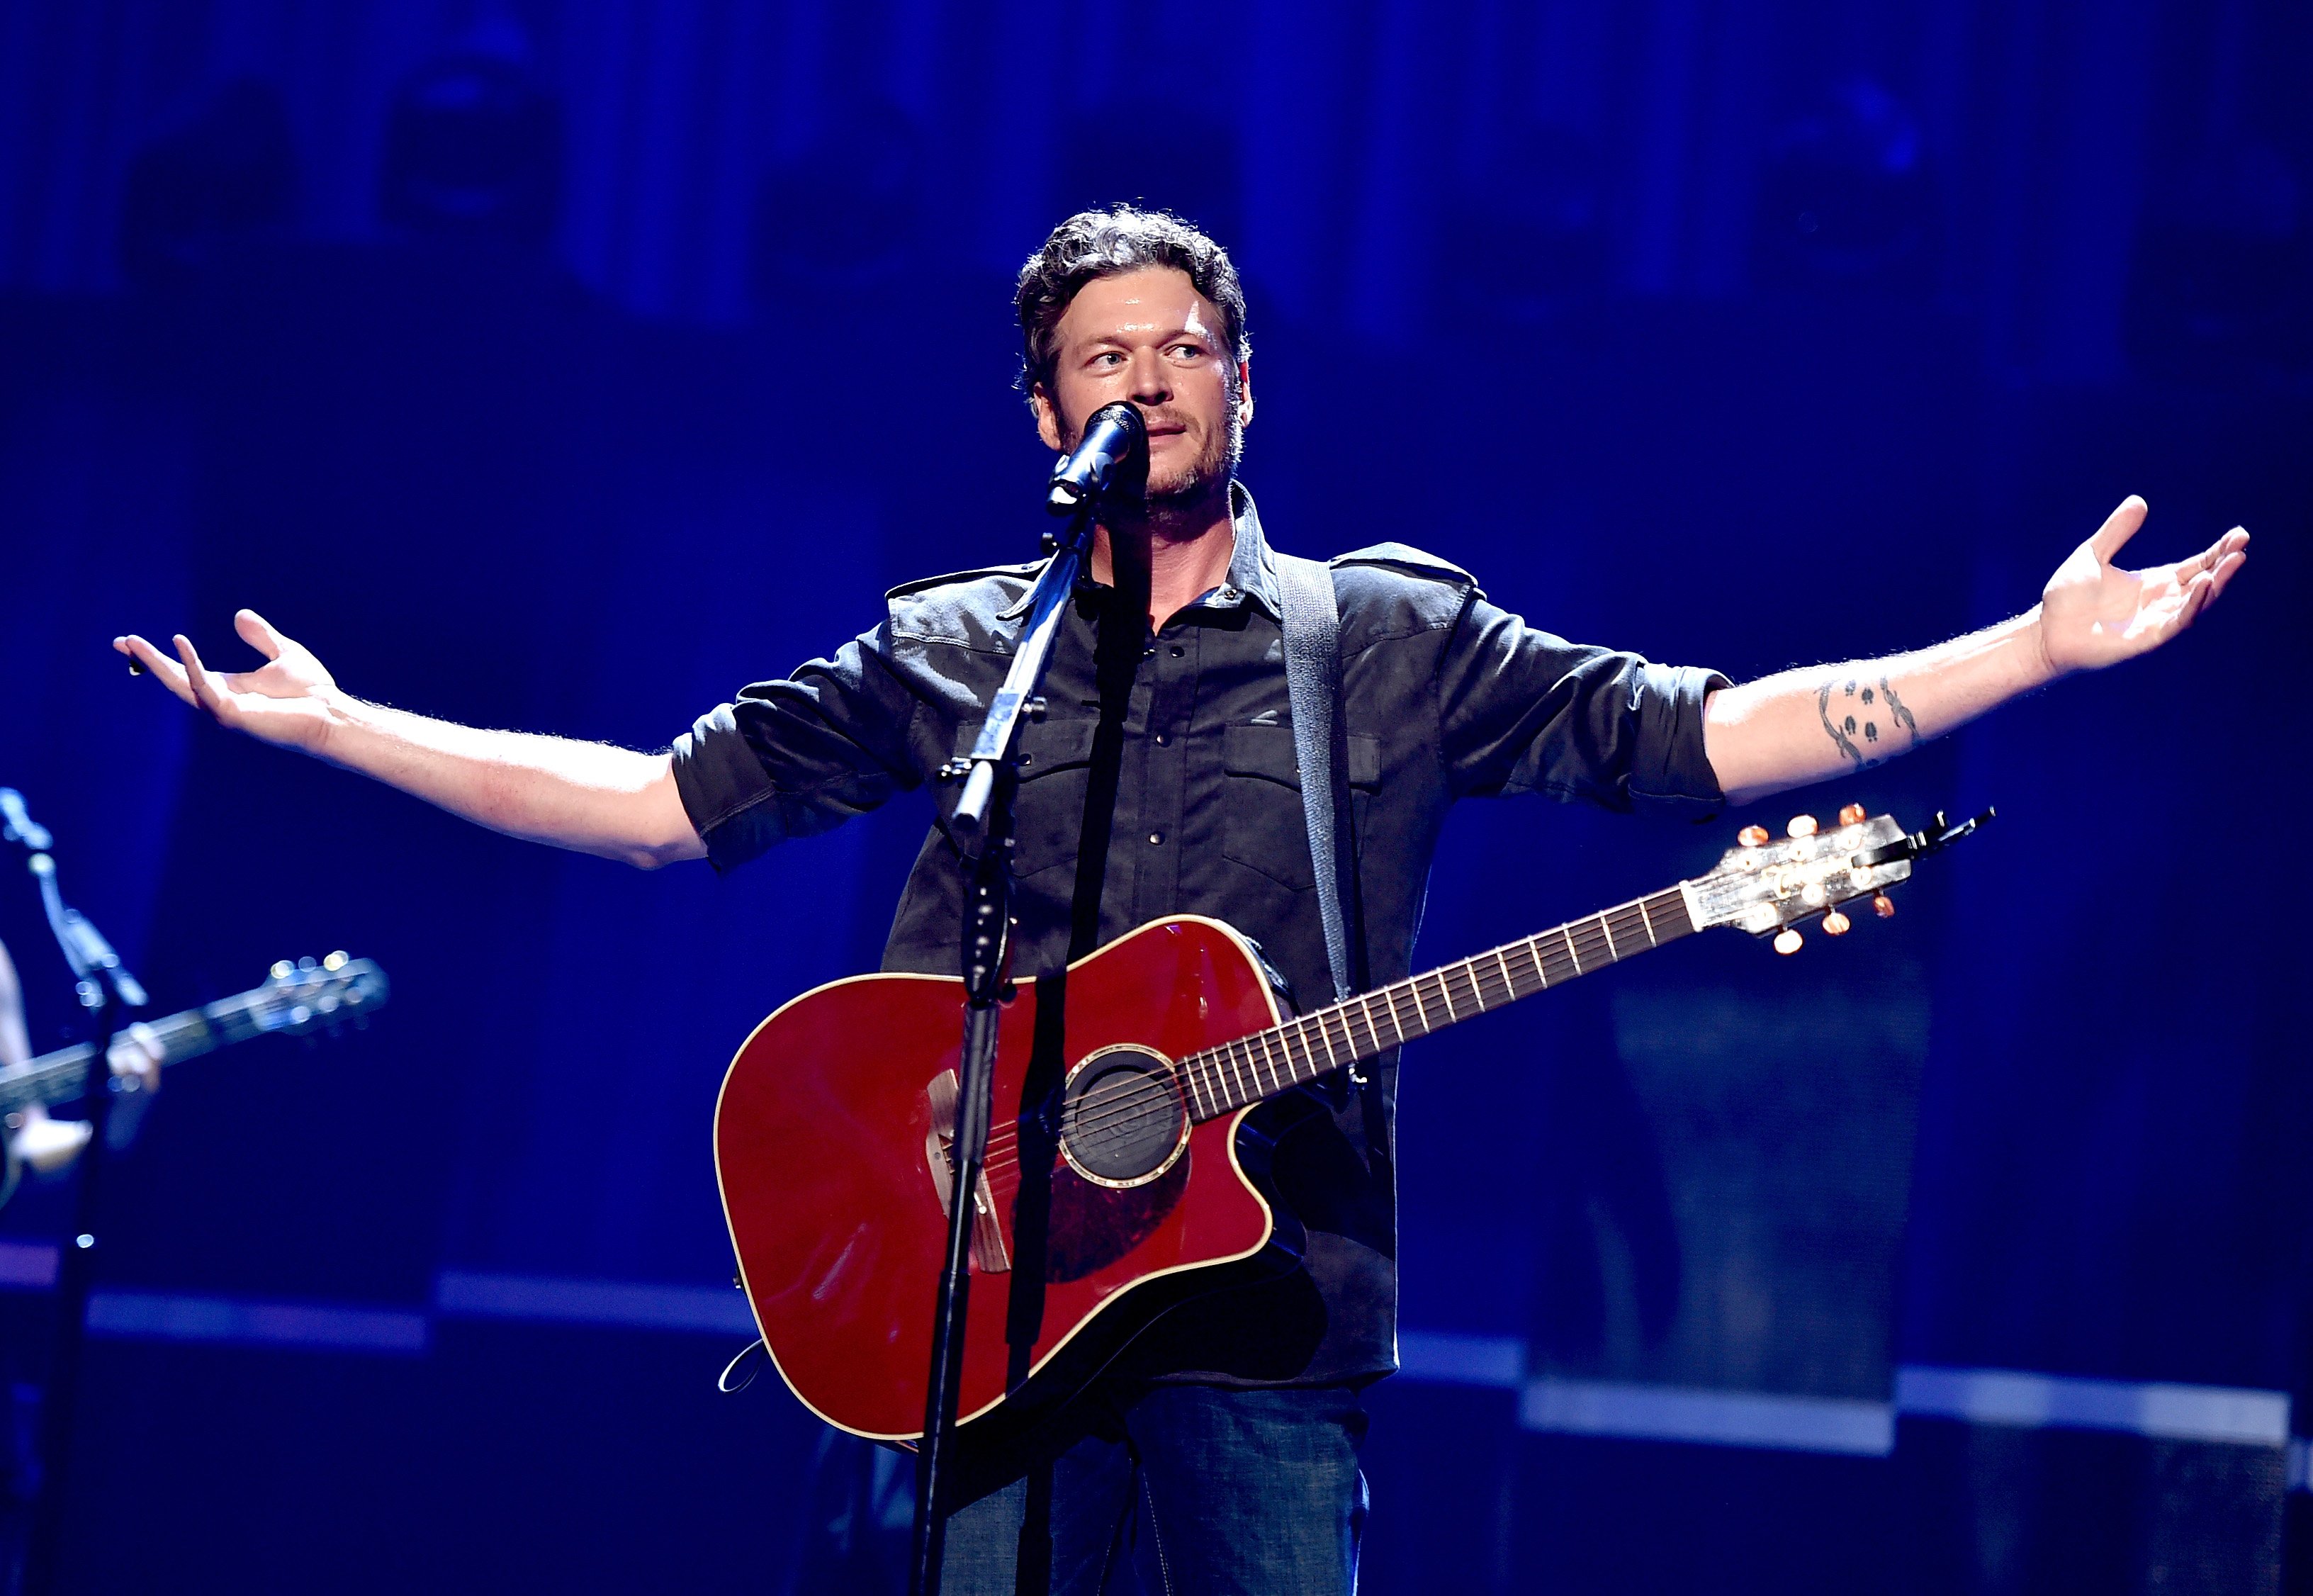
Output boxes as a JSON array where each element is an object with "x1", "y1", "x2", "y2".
[{"x1": 672, "y1": 485, "x2": 1726, "y2": 1386}]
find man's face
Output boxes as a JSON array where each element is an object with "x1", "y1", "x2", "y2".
[{"x1": 1032, "y1": 266, "x2": 1252, "y2": 510}]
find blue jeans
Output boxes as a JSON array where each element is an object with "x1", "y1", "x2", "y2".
[{"x1": 940, "y1": 1383, "x2": 1369, "y2": 1596}]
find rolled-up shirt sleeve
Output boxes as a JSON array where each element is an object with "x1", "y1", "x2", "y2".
[
  {"x1": 1436, "y1": 595, "x2": 1728, "y2": 821},
  {"x1": 670, "y1": 624, "x2": 925, "y2": 872}
]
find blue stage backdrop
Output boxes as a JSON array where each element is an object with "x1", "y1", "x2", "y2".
[{"x1": 0, "y1": 3, "x2": 2307, "y2": 1593}]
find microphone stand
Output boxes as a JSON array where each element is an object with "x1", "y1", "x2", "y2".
[
  {"x1": 907, "y1": 500, "x2": 1101, "y2": 1596},
  {"x1": 1, "y1": 796, "x2": 146, "y2": 1596}
]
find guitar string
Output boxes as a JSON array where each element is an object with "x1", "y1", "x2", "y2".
[
  {"x1": 969, "y1": 894, "x2": 1682, "y2": 1176},
  {"x1": 4, "y1": 989, "x2": 261, "y2": 1091},
  {"x1": 972, "y1": 896, "x2": 1667, "y2": 1165},
  {"x1": 3, "y1": 974, "x2": 372, "y2": 1104}
]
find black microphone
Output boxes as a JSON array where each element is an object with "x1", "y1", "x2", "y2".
[
  {"x1": 1046, "y1": 403, "x2": 1147, "y2": 516},
  {"x1": 0, "y1": 788, "x2": 52, "y2": 852}
]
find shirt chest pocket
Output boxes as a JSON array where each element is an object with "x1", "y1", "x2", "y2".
[
  {"x1": 950, "y1": 716, "x2": 1103, "y2": 881},
  {"x1": 1220, "y1": 721, "x2": 1380, "y2": 891}
]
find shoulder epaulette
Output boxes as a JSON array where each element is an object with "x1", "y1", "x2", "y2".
[
  {"x1": 1329, "y1": 542, "x2": 1480, "y2": 587},
  {"x1": 882, "y1": 560, "x2": 1046, "y2": 605}
]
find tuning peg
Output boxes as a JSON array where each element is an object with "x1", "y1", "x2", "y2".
[
  {"x1": 269, "y1": 960, "x2": 293, "y2": 980},
  {"x1": 1738, "y1": 824, "x2": 1769, "y2": 848},
  {"x1": 1838, "y1": 803, "x2": 1867, "y2": 827},
  {"x1": 1872, "y1": 893, "x2": 1895, "y2": 918},
  {"x1": 323, "y1": 950, "x2": 349, "y2": 972},
  {"x1": 1823, "y1": 910, "x2": 1852, "y2": 936},
  {"x1": 1773, "y1": 928, "x2": 1803, "y2": 955},
  {"x1": 1787, "y1": 814, "x2": 1818, "y2": 838}
]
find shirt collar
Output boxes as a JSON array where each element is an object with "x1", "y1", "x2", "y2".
[
  {"x1": 1217, "y1": 481, "x2": 1283, "y2": 620},
  {"x1": 1001, "y1": 480, "x2": 1281, "y2": 622}
]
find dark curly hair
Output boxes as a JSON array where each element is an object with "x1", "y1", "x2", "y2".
[{"x1": 1014, "y1": 205, "x2": 1249, "y2": 407}]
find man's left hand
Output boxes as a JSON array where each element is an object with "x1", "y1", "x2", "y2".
[{"x1": 2037, "y1": 496, "x2": 2249, "y2": 679}]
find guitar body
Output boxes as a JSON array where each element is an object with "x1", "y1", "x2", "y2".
[
  {"x1": 715, "y1": 803, "x2": 1958, "y2": 1457},
  {"x1": 715, "y1": 916, "x2": 1289, "y2": 1446}
]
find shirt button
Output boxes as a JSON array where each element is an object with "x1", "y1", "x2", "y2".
[
  {"x1": 1148, "y1": 831, "x2": 1165, "y2": 845},
  {"x1": 1169, "y1": 645, "x2": 1185, "y2": 658},
  {"x1": 1154, "y1": 732, "x2": 1170, "y2": 746}
]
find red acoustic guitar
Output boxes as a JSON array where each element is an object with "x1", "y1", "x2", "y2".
[{"x1": 716, "y1": 805, "x2": 1983, "y2": 1451}]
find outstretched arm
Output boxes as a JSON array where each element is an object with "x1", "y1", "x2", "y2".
[
  {"x1": 115, "y1": 612, "x2": 706, "y2": 869},
  {"x1": 1704, "y1": 497, "x2": 2249, "y2": 806}
]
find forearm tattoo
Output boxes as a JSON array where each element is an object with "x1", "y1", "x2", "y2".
[{"x1": 1818, "y1": 676, "x2": 1921, "y2": 771}]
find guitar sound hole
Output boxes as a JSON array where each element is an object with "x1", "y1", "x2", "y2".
[{"x1": 1059, "y1": 1047, "x2": 1188, "y2": 1185}]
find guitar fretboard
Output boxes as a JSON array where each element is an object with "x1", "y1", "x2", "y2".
[
  {"x1": 1178, "y1": 886, "x2": 1696, "y2": 1123},
  {"x1": 0, "y1": 991, "x2": 282, "y2": 1115}
]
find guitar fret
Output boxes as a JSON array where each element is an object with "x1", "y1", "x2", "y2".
[{"x1": 1171, "y1": 879, "x2": 1699, "y2": 1116}]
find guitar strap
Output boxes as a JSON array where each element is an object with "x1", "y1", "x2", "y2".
[{"x1": 1273, "y1": 552, "x2": 1371, "y2": 1018}]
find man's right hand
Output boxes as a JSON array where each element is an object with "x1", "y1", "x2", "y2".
[
  {"x1": 116, "y1": 609, "x2": 341, "y2": 756},
  {"x1": 111, "y1": 611, "x2": 706, "y2": 868}
]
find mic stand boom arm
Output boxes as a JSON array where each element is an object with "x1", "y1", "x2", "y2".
[{"x1": 908, "y1": 502, "x2": 1099, "y2": 1596}]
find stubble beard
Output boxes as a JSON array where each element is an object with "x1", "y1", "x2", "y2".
[{"x1": 1121, "y1": 410, "x2": 1242, "y2": 539}]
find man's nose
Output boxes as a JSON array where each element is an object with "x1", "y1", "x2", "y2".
[{"x1": 1125, "y1": 348, "x2": 1171, "y2": 403}]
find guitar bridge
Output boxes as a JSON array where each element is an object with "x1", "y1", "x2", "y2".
[{"x1": 922, "y1": 1069, "x2": 1011, "y2": 1274}]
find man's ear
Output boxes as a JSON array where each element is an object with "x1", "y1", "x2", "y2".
[
  {"x1": 1235, "y1": 359, "x2": 1254, "y2": 430},
  {"x1": 1030, "y1": 384, "x2": 1065, "y2": 452}
]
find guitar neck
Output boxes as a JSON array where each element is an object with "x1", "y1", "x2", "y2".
[
  {"x1": 1182, "y1": 884, "x2": 1697, "y2": 1122},
  {"x1": 0, "y1": 991, "x2": 277, "y2": 1115}
]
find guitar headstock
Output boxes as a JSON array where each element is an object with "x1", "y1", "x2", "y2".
[
  {"x1": 252, "y1": 952, "x2": 390, "y2": 1034},
  {"x1": 1685, "y1": 804, "x2": 1993, "y2": 953}
]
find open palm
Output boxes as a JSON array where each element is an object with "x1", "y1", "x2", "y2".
[
  {"x1": 2038, "y1": 496, "x2": 2249, "y2": 677},
  {"x1": 114, "y1": 610, "x2": 342, "y2": 754}
]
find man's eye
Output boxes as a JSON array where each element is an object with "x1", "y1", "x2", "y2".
[{"x1": 1171, "y1": 344, "x2": 1205, "y2": 360}]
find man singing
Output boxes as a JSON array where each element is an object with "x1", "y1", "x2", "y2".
[{"x1": 116, "y1": 206, "x2": 2246, "y2": 1594}]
